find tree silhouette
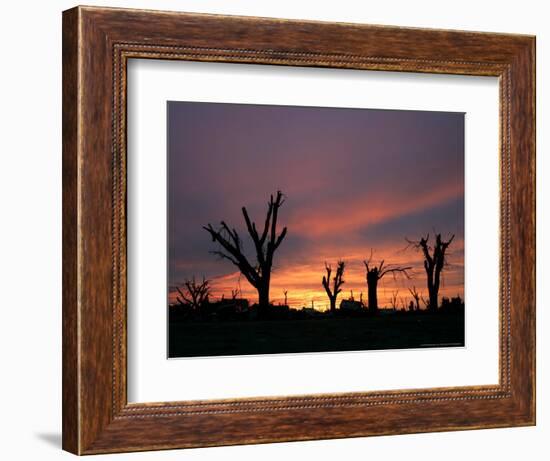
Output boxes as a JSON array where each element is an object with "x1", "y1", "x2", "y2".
[
  {"x1": 408, "y1": 286, "x2": 421, "y2": 311},
  {"x1": 203, "y1": 191, "x2": 288, "y2": 307},
  {"x1": 322, "y1": 261, "x2": 345, "y2": 312},
  {"x1": 390, "y1": 290, "x2": 399, "y2": 311},
  {"x1": 283, "y1": 290, "x2": 288, "y2": 306},
  {"x1": 175, "y1": 276, "x2": 211, "y2": 310},
  {"x1": 363, "y1": 252, "x2": 411, "y2": 313},
  {"x1": 407, "y1": 233, "x2": 455, "y2": 310}
]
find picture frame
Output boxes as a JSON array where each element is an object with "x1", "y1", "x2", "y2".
[{"x1": 62, "y1": 5, "x2": 535, "y2": 455}]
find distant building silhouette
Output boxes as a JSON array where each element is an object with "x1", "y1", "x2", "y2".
[{"x1": 339, "y1": 299, "x2": 364, "y2": 312}]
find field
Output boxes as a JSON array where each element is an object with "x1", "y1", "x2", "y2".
[{"x1": 168, "y1": 311, "x2": 465, "y2": 358}]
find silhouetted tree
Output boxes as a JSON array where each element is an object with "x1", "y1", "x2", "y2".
[
  {"x1": 283, "y1": 290, "x2": 288, "y2": 306},
  {"x1": 363, "y1": 252, "x2": 411, "y2": 313},
  {"x1": 390, "y1": 290, "x2": 399, "y2": 311},
  {"x1": 322, "y1": 261, "x2": 345, "y2": 312},
  {"x1": 408, "y1": 286, "x2": 421, "y2": 311},
  {"x1": 203, "y1": 191, "x2": 288, "y2": 307},
  {"x1": 175, "y1": 276, "x2": 211, "y2": 311},
  {"x1": 407, "y1": 233, "x2": 454, "y2": 311}
]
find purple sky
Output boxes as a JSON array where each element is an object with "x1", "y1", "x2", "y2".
[{"x1": 168, "y1": 101, "x2": 464, "y2": 309}]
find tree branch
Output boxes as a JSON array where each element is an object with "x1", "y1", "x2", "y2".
[{"x1": 379, "y1": 266, "x2": 412, "y2": 280}]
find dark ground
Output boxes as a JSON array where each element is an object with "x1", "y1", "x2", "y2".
[{"x1": 168, "y1": 311, "x2": 465, "y2": 358}]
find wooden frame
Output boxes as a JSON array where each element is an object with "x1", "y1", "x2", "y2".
[{"x1": 62, "y1": 5, "x2": 535, "y2": 455}]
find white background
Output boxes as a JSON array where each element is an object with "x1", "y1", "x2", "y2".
[
  {"x1": 128, "y1": 60, "x2": 499, "y2": 402},
  {"x1": 0, "y1": 1, "x2": 546, "y2": 460}
]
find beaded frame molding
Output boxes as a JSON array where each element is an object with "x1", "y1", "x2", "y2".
[{"x1": 62, "y1": 6, "x2": 535, "y2": 455}]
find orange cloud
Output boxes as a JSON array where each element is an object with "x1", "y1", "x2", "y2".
[{"x1": 287, "y1": 181, "x2": 463, "y2": 237}]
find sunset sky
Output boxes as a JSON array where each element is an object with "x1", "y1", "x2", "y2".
[{"x1": 168, "y1": 101, "x2": 464, "y2": 310}]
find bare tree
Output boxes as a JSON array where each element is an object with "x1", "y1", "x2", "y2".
[
  {"x1": 390, "y1": 290, "x2": 399, "y2": 311},
  {"x1": 408, "y1": 286, "x2": 421, "y2": 311},
  {"x1": 322, "y1": 261, "x2": 345, "y2": 312},
  {"x1": 203, "y1": 191, "x2": 288, "y2": 307},
  {"x1": 363, "y1": 251, "x2": 411, "y2": 313},
  {"x1": 283, "y1": 290, "x2": 288, "y2": 306},
  {"x1": 407, "y1": 233, "x2": 454, "y2": 311},
  {"x1": 175, "y1": 276, "x2": 211, "y2": 310}
]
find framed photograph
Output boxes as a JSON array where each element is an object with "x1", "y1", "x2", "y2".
[{"x1": 62, "y1": 6, "x2": 535, "y2": 455}]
